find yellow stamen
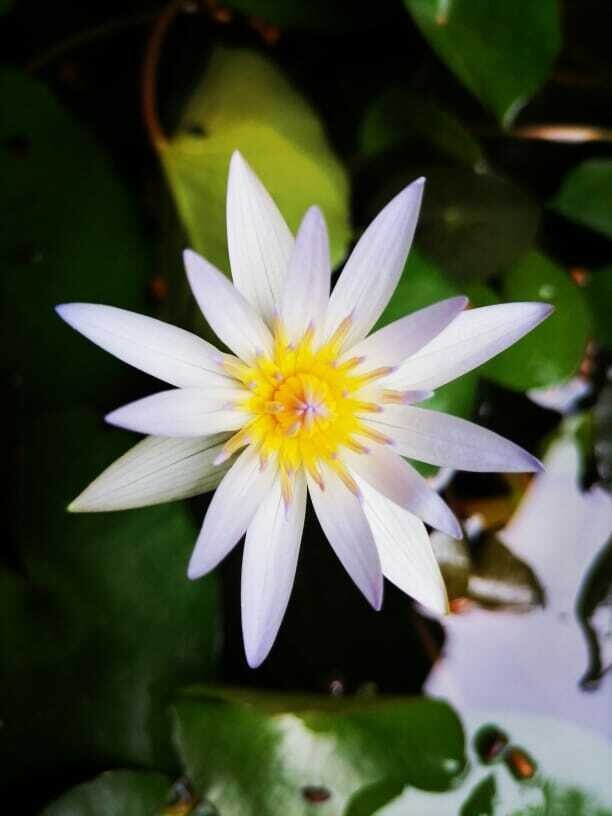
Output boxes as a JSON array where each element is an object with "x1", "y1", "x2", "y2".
[{"x1": 216, "y1": 318, "x2": 392, "y2": 477}]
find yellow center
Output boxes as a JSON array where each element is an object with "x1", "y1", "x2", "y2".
[{"x1": 220, "y1": 317, "x2": 395, "y2": 502}]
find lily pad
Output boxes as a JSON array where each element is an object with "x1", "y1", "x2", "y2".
[
  {"x1": 586, "y1": 266, "x2": 612, "y2": 349},
  {"x1": 414, "y1": 166, "x2": 540, "y2": 283},
  {"x1": 359, "y1": 86, "x2": 482, "y2": 165},
  {"x1": 376, "y1": 249, "x2": 478, "y2": 420},
  {"x1": 404, "y1": 0, "x2": 561, "y2": 125},
  {"x1": 550, "y1": 159, "x2": 612, "y2": 240},
  {"x1": 481, "y1": 252, "x2": 592, "y2": 390},
  {"x1": 0, "y1": 69, "x2": 150, "y2": 407},
  {"x1": 171, "y1": 687, "x2": 466, "y2": 815},
  {"x1": 159, "y1": 46, "x2": 351, "y2": 278},
  {"x1": 41, "y1": 771, "x2": 170, "y2": 816},
  {"x1": 1, "y1": 409, "x2": 218, "y2": 788}
]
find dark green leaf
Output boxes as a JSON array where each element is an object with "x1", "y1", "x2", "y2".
[
  {"x1": 172, "y1": 688, "x2": 466, "y2": 815},
  {"x1": 404, "y1": 0, "x2": 561, "y2": 124},
  {"x1": 376, "y1": 249, "x2": 478, "y2": 420},
  {"x1": 41, "y1": 770, "x2": 170, "y2": 816},
  {"x1": 221, "y1": 0, "x2": 387, "y2": 31},
  {"x1": 160, "y1": 46, "x2": 351, "y2": 278},
  {"x1": 1, "y1": 409, "x2": 218, "y2": 786},
  {"x1": 481, "y1": 252, "x2": 592, "y2": 390},
  {"x1": 359, "y1": 86, "x2": 482, "y2": 165},
  {"x1": 0, "y1": 69, "x2": 150, "y2": 407},
  {"x1": 344, "y1": 779, "x2": 407, "y2": 816},
  {"x1": 550, "y1": 160, "x2": 612, "y2": 240},
  {"x1": 460, "y1": 774, "x2": 496, "y2": 816},
  {"x1": 376, "y1": 249, "x2": 477, "y2": 475},
  {"x1": 586, "y1": 267, "x2": 612, "y2": 349},
  {"x1": 415, "y1": 167, "x2": 540, "y2": 283}
]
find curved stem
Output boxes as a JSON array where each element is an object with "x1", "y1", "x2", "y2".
[{"x1": 142, "y1": 0, "x2": 185, "y2": 150}]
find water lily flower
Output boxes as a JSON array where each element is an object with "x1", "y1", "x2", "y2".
[{"x1": 56, "y1": 151, "x2": 552, "y2": 667}]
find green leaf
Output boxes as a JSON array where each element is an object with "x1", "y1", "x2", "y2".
[
  {"x1": 221, "y1": 0, "x2": 384, "y2": 31},
  {"x1": 415, "y1": 167, "x2": 540, "y2": 283},
  {"x1": 171, "y1": 688, "x2": 466, "y2": 815},
  {"x1": 41, "y1": 771, "x2": 170, "y2": 816},
  {"x1": 376, "y1": 248, "x2": 477, "y2": 475},
  {"x1": 344, "y1": 779, "x2": 407, "y2": 816},
  {"x1": 0, "y1": 69, "x2": 150, "y2": 407},
  {"x1": 550, "y1": 160, "x2": 612, "y2": 239},
  {"x1": 404, "y1": 0, "x2": 561, "y2": 125},
  {"x1": 1, "y1": 409, "x2": 218, "y2": 786},
  {"x1": 481, "y1": 252, "x2": 592, "y2": 390},
  {"x1": 460, "y1": 774, "x2": 496, "y2": 816},
  {"x1": 359, "y1": 86, "x2": 482, "y2": 165},
  {"x1": 586, "y1": 267, "x2": 612, "y2": 349},
  {"x1": 160, "y1": 46, "x2": 351, "y2": 279}
]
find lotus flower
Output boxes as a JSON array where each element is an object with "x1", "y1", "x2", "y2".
[{"x1": 56, "y1": 152, "x2": 552, "y2": 666}]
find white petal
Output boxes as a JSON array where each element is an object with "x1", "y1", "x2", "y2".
[
  {"x1": 356, "y1": 476, "x2": 448, "y2": 614},
  {"x1": 280, "y1": 206, "x2": 331, "y2": 342},
  {"x1": 385, "y1": 302, "x2": 554, "y2": 391},
  {"x1": 241, "y1": 472, "x2": 307, "y2": 668},
  {"x1": 184, "y1": 249, "x2": 273, "y2": 360},
  {"x1": 68, "y1": 434, "x2": 232, "y2": 512},
  {"x1": 307, "y1": 464, "x2": 383, "y2": 609},
  {"x1": 344, "y1": 444, "x2": 462, "y2": 539},
  {"x1": 347, "y1": 296, "x2": 468, "y2": 370},
  {"x1": 106, "y1": 387, "x2": 248, "y2": 437},
  {"x1": 227, "y1": 151, "x2": 294, "y2": 323},
  {"x1": 369, "y1": 405, "x2": 543, "y2": 472},
  {"x1": 188, "y1": 446, "x2": 278, "y2": 579},
  {"x1": 325, "y1": 178, "x2": 424, "y2": 349},
  {"x1": 55, "y1": 303, "x2": 230, "y2": 388}
]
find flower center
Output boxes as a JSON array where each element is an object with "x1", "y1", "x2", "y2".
[
  {"x1": 270, "y1": 373, "x2": 336, "y2": 437},
  {"x1": 218, "y1": 317, "x2": 394, "y2": 500}
]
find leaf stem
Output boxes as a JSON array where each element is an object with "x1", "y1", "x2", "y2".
[{"x1": 142, "y1": 0, "x2": 186, "y2": 150}]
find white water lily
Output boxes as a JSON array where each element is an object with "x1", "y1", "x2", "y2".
[{"x1": 57, "y1": 151, "x2": 552, "y2": 667}]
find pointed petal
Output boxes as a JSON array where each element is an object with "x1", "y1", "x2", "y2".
[
  {"x1": 356, "y1": 476, "x2": 449, "y2": 614},
  {"x1": 241, "y1": 472, "x2": 307, "y2": 667},
  {"x1": 188, "y1": 446, "x2": 277, "y2": 579},
  {"x1": 307, "y1": 464, "x2": 383, "y2": 609},
  {"x1": 385, "y1": 302, "x2": 554, "y2": 391},
  {"x1": 184, "y1": 249, "x2": 273, "y2": 360},
  {"x1": 344, "y1": 445, "x2": 462, "y2": 539},
  {"x1": 106, "y1": 387, "x2": 248, "y2": 437},
  {"x1": 325, "y1": 178, "x2": 425, "y2": 349},
  {"x1": 55, "y1": 303, "x2": 230, "y2": 388},
  {"x1": 69, "y1": 434, "x2": 232, "y2": 512},
  {"x1": 347, "y1": 296, "x2": 468, "y2": 370},
  {"x1": 227, "y1": 151, "x2": 294, "y2": 323},
  {"x1": 369, "y1": 405, "x2": 543, "y2": 472},
  {"x1": 280, "y1": 206, "x2": 331, "y2": 342}
]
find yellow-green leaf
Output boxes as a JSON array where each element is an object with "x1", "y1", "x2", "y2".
[{"x1": 159, "y1": 46, "x2": 351, "y2": 277}]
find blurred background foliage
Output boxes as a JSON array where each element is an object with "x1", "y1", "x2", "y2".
[{"x1": 1, "y1": 0, "x2": 611, "y2": 813}]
